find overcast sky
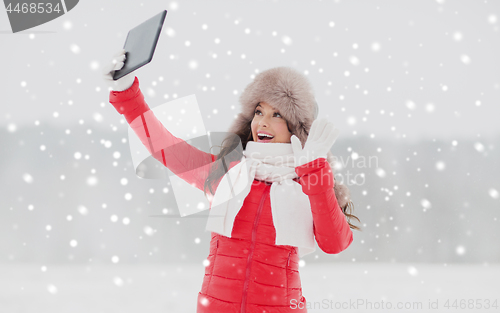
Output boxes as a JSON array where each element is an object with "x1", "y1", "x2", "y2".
[{"x1": 1, "y1": 0, "x2": 499, "y2": 141}]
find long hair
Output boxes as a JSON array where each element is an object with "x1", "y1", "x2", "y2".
[
  {"x1": 202, "y1": 119, "x2": 362, "y2": 231},
  {"x1": 203, "y1": 121, "x2": 252, "y2": 198}
]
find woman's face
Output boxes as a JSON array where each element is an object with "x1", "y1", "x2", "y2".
[{"x1": 251, "y1": 101, "x2": 292, "y2": 144}]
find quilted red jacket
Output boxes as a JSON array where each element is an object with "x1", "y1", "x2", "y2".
[{"x1": 109, "y1": 77, "x2": 354, "y2": 313}]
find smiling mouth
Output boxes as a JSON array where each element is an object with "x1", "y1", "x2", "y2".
[{"x1": 257, "y1": 134, "x2": 274, "y2": 142}]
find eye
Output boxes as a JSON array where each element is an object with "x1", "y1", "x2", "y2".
[{"x1": 254, "y1": 109, "x2": 282, "y2": 118}]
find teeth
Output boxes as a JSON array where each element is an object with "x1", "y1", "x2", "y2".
[{"x1": 258, "y1": 133, "x2": 274, "y2": 138}]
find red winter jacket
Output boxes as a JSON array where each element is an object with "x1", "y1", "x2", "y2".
[{"x1": 109, "y1": 77, "x2": 354, "y2": 313}]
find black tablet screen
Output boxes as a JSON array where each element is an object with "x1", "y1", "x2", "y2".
[{"x1": 113, "y1": 10, "x2": 167, "y2": 80}]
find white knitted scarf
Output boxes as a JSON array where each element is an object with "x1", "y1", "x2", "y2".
[{"x1": 205, "y1": 141, "x2": 315, "y2": 257}]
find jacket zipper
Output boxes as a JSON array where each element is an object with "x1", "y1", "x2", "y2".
[
  {"x1": 240, "y1": 183, "x2": 270, "y2": 313},
  {"x1": 286, "y1": 250, "x2": 292, "y2": 304}
]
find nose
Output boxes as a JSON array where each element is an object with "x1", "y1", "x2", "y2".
[{"x1": 258, "y1": 114, "x2": 271, "y2": 127}]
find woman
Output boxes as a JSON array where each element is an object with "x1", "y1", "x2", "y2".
[{"x1": 103, "y1": 49, "x2": 360, "y2": 313}]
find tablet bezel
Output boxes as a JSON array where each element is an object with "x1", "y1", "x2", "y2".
[{"x1": 113, "y1": 10, "x2": 167, "y2": 80}]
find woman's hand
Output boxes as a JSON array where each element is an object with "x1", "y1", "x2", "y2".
[
  {"x1": 291, "y1": 118, "x2": 340, "y2": 168},
  {"x1": 102, "y1": 49, "x2": 135, "y2": 92}
]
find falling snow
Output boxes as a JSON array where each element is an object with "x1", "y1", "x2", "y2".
[
  {"x1": 2, "y1": 2, "x2": 500, "y2": 311},
  {"x1": 70, "y1": 44, "x2": 80, "y2": 54}
]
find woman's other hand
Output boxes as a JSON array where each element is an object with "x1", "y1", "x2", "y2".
[
  {"x1": 102, "y1": 49, "x2": 135, "y2": 92},
  {"x1": 291, "y1": 118, "x2": 340, "y2": 168}
]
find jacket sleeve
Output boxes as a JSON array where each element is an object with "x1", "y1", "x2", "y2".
[
  {"x1": 295, "y1": 158, "x2": 353, "y2": 254},
  {"x1": 109, "y1": 76, "x2": 216, "y2": 192}
]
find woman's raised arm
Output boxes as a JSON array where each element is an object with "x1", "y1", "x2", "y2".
[
  {"x1": 109, "y1": 76, "x2": 216, "y2": 192},
  {"x1": 295, "y1": 158, "x2": 353, "y2": 254}
]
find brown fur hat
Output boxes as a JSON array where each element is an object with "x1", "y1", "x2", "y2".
[{"x1": 228, "y1": 66, "x2": 352, "y2": 209}]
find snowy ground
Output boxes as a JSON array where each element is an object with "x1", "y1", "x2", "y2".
[{"x1": 1, "y1": 262, "x2": 498, "y2": 313}]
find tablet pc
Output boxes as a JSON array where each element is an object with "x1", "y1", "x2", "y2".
[{"x1": 113, "y1": 10, "x2": 167, "y2": 80}]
